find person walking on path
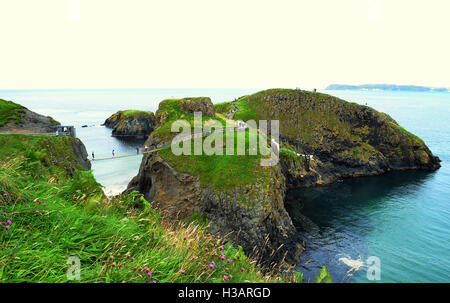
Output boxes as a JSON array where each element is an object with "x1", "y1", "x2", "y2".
[
  {"x1": 136, "y1": 147, "x2": 139, "y2": 154},
  {"x1": 112, "y1": 149, "x2": 115, "y2": 157},
  {"x1": 92, "y1": 151, "x2": 95, "y2": 160}
]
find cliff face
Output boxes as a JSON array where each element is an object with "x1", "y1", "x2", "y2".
[
  {"x1": 216, "y1": 89, "x2": 441, "y2": 189},
  {"x1": 104, "y1": 110, "x2": 154, "y2": 139},
  {"x1": 72, "y1": 138, "x2": 91, "y2": 170}
]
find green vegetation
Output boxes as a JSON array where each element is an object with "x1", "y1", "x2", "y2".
[
  {"x1": 152, "y1": 98, "x2": 226, "y2": 143},
  {"x1": 215, "y1": 88, "x2": 431, "y2": 165},
  {"x1": 0, "y1": 99, "x2": 26, "y2": 127},
  {"x1": 159, "y1": 129, "x2": 273, "y2": 191},
  {"x1": 215, "y1": 89, "x2": 356, "y2": 148},
  {"x1": 0, "y1": 134, "x2": 294, "y2": 283},
  {"x1": 122, "y1": 110, "x2": 154, "y2": 116},
  {"x1": 314, "y1": 266, "x2": 333, "y2": 283}
]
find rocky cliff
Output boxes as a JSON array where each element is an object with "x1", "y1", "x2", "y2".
[
  {"x1": 72, "y1": 137, "x2": 91, "y2": 170},
  {"x1": 0, "y1": 99, "x2": 60, "y2": 134},
  {"x1": 104, "y1": 110, "x2": 154, "y2": 139}
]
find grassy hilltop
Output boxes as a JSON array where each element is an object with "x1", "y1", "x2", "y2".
[{"x1": 215, "y1": 89, "x2": 439, "y2": 171}]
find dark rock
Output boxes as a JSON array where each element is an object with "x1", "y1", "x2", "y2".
[
  {"x1": 177, "y1": 97, "x2": 215, "y2": 117},
  {"x1": 104, "y1": 110, "x2": 155, "y2": 139},
  {"x1": 71, "y1": 138, "x2": 91, "y2": 170}
]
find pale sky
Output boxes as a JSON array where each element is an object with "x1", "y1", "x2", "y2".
[{"x1": 0, "y1": 0, "x2": 449, "y2": 89}]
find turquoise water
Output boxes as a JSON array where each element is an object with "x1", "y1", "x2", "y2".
[
  {"x1": 289, "y1": 90, "x2": 450, "y2": 283},
  {"x1": 0, "y1": 88, "x2": 448, "y2": 282}
]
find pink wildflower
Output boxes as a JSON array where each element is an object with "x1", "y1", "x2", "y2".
[{"x1": 180, "y1": 269, "x2": 185, "y2": 274}]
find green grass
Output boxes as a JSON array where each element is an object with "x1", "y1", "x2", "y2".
[
  {"x1": 122, "y1": 110, "x2": 154, "y2": 116},
  {"x1": 0, "y1": 99, "x2": 26, "y2": 127},
  {"x1": 152, "y1": 98, "x2": 226, "y2": 144},
  {"x1": 159, "y1": 129, "x2": 273, "y2": 191},
  {"x1": 0, "y1": 134, "x2": 293, "y2": 283}
]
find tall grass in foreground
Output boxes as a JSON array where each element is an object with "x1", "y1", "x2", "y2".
[{"x1": 0, "y1": 155, "x2": 291, "y2": 282}]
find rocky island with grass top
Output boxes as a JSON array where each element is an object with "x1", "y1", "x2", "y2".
[
  {"x1": 104, "y1": 110, "x2": 155, "y2": 139},
  {"x1": 128, "y1": 89, "x2": 441, "y2": 268}
]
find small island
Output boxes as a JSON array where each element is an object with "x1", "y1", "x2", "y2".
[
  {"x1": 104, "y1": 110, "x2": 155, "y2": 139},
  {"x1": 326, "y1": 84, "x2": 449, "y2": 92}
]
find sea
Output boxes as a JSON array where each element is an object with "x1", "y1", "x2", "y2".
[{"x1": 0, "y1": 88, "x2": 448, "y2": 283}]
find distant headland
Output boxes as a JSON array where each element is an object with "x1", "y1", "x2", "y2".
[{"x1": 325, "y1": 84, "x2": 449, "y2": 92}]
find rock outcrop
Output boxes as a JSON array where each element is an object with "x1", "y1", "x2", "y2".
[
  {"x1": 127, "y1": 153, "x2": 303, "y2": 266},
  {"x1": 177, "y1": 97, "x2": 215, "y2": 117},
  {"x1": 0, "y1": 99, "x2": 60, "y2": 134},
  {"x1": 104, "y1": 110, "x2": 154, "y2": 139}
]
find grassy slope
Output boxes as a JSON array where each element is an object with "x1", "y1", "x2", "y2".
[
  {"x1": 0, "y1": 99, "x2": 26, "y2": 127},
  {"x1": 0, "y1": 134, "x2": 289, "y2": 283}
]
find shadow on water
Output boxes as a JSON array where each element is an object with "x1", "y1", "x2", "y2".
[{"x1": 285, "y1": 170, "x2": 435, "y2": 283}]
